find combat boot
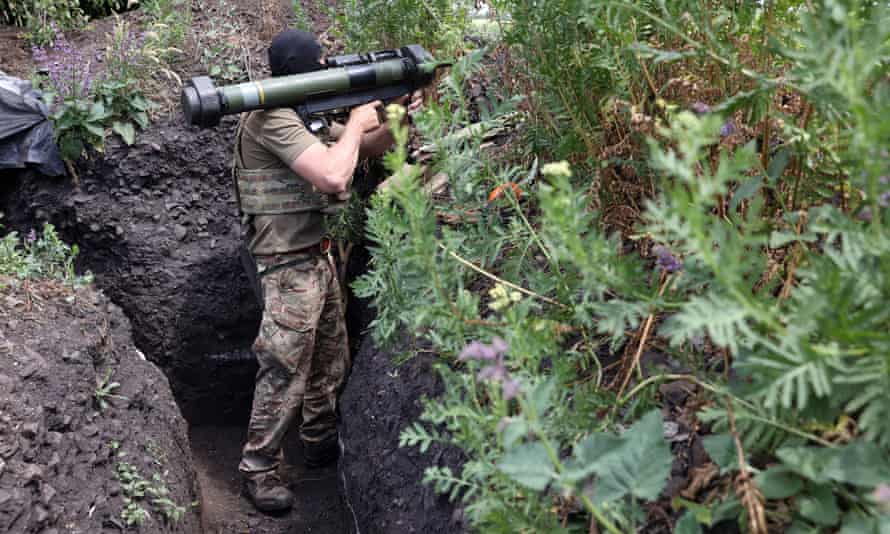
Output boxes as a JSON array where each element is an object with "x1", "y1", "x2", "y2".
[
  {"x1": 303, "y1": 433, "x2": 342, "y2": 468},
  {"x1": 242, "y1": 470, "x2": 294, "y2": 512}
]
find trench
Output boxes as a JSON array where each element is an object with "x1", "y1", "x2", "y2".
[
  {"x1": 1, "y1": 120, "x2": 463, "y2": 533},
  {"x1": 0, "y1": 166, "x2": 373, "y2": 534},
  {"x1": 179, "y1": 246, "x2": 374, "y2": 534}
]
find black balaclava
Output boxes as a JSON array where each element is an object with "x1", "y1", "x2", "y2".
[{"x1": 268, "y1": 29, "x2": 323, "y2": 77}]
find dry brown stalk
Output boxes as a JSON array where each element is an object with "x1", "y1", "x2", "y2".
[
  {"x1": 779, "y1": 211, "x2": 807, "y2": 300},
  {"x1": 727, "y1": 399, "x2": 768, "y2": 534},
  {"x1": 440, "y1": 244, "x2": 569, "y2": 309},
  {"x1": 614, "y1": 273, "x2": 670, "y2": 398}
]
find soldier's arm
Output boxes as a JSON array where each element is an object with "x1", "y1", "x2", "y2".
[
  {"x1": 289, "y1": 101, "x2": 382, "y2": 193},
  {"x1": 358, "y1": 91, "x2": 423, "y2": 159},
  {"x1": 358, "y1": 126, "x2": 395, "y2": 159}
]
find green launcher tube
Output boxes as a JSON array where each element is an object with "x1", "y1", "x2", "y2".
[{"x1": 182, "y1": 45, "x2": 444, "y2": 128}]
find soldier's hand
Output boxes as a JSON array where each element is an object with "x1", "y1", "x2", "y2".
[
  {"x1": 407, "y1": 90, "x2": 423, "y2": 113},
  {"x1": 393, "y1": 90, "x2": 423, "y2": 120},
  {"x1": 349, "y1": 101, "x2": 383, "y2": 132}
]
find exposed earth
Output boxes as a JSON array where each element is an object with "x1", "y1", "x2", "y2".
[
  {"x1": 0, "y1": 277, "x2": 201, "y2": 534},
  {"x1": 0, "y1": 0, "x2": 468, "y2": 532}
]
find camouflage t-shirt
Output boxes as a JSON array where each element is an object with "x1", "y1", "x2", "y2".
[{"x1": 236, "y1": 108, "x2": 344, "y2": 255}]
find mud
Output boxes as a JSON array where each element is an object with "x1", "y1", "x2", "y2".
[
  {"x1": 191, "y1": 426, "x2": 353, "y2": 534},
  {"x1": 0, "y1": 277, "x2": 200, "y2": 533}
]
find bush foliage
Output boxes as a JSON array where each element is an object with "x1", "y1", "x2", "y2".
[
  {"x1": 342, "y1": 0, "x2": 890, "y2": 532},
  {"x1": 1, "y1": 0, "x2": 126, "y2": 43},
  {"x1": 27, "y1": 1, "x2": 188, "y2": 160}
]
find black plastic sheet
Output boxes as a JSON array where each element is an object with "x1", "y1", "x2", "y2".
[{"x1": 0, "y1": 72, "x2": 65, "y2": 177}]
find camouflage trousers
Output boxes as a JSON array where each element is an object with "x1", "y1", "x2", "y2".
[{"x1": 239, "y1": 249, "x2": 350, "y2": 474}]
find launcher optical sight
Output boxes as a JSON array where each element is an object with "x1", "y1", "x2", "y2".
[{"x1": 182, "y1": 45, "x2": 448, "y2": 128}]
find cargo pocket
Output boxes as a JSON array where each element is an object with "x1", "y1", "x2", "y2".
[{"x1": 269, "y1": 260, "x2": 323, "y2": 334}]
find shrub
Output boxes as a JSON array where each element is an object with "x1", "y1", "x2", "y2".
[
  {"x1": 356, "y1": 0, "x2": 890, "y2": 531},
  {"x1": 32, "y1": 20, "x2": 154, "y2": 159},
  {"x1": 331, "y1": 0, "x2": 471, "y2": 56},
  {"x1": 1, "y1": 0, "x2": 126, "y2": 44}
]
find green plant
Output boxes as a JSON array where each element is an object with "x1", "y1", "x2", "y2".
[
  {"x1": 5, "y1": 0, "x2": 85, "y2": 44},
  {"x1": 290, "y1": 0, "x2": 310, "y2": 31},
  {"x1": 141, "y1": 0, "x2": 191, "y2": 60},
  {"x1": 331, "y1": 0, "x2": 470, "y2": 56},
  {"x1": 116, "y1": 460, "x2": 152, "y2": 526},
  {"x1": 94, "y1": 368, "x2": 127, "y2": 411},
  {"x1": 0, "y1": 223, "x2": 92, "y2": 284},
  {"x1": 2, "y1": 0, "x2": 126, "y2": 44},
  {"x1": 115, "y1": 455, "x2": 186, "y2": 526},
  {"x1": 353, "y1": 0, "x2": 890, "y2": 531},
  {"x1": 195, "y1": 0, "x2": 248, "y2": 82},
  {"x1": 32, "y1": 19, "x2": 157, "y2": 158},
  {"x1": 96, "y1": 17, "x2": 159, "y2": 145}
]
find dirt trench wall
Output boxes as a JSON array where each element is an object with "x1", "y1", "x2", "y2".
[
  {"x1": 0, "y1": 279, "x2": 200, "y2": 533},
  {"x1": 0, "y1": 116, "x2": 262, "y2": 423},
  {"x1": 339, "y1": 336, "x2": 468, "y2": 534}
]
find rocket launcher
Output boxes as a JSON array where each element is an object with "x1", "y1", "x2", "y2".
[{"x1": 182, "y1": 44, "x2": 449, "y2": 128}]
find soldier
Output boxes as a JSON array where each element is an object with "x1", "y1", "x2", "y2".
[{"x1": 234, "y1": 29, "x2": 420, "y2": 512}]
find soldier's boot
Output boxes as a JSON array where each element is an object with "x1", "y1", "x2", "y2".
[
  {"x1": 242, "y1": 470, "x2": 294, "y2": 512},
  {"x1": 303, "y1": 434, "x2": 342, "y2": 468}
]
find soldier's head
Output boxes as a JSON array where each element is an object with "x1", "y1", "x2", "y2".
[{"x1": 268, "y1": 29, "x2": 324, "y2": 77}]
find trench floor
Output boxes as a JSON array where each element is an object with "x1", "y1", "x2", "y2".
[{"x1": 190, "y1": 425, "x2": 355, "y2": 534}]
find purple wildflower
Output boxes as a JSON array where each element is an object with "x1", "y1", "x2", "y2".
[
  {"x1": 458, "y1": 337, "x2": 522, "y2": 399},
  {"x1": 653, "y1": 245, "x2": 682, "y2": 273},
  {"x1": 880, "y1": 176, "x2": 889, "y2": 185},
  {"x1": 478, "y1": 362, "x2": 507, "y2": 381},
  {"x1": 25, "y1": 229, "x2": 37, "y2": 245},
  {"x1": 874, "y1": 484, "x2": 890, "y2": 505},
  {"x1": 459, "y1": 341, "x2": 499, "y2": 361},
  {"x1": 31, "y1": 26, "x2": 94, "y2": 104},
  {"x1": 879, "y1": 191, "x2": 890, "y2": 208},
  {"x1": 859, "y1": 208, "x2": 873, "y2": 222},
  {"x1": 501, "y1": 378, "x2": 521, "y2": 400},
  {"x1": 490, "y1": 336, "x2": 508, "y2": 354},
  {"x1": 103, "y1": 23, "x2": 150, "y2": 83},
  {"x1": 690, "y1": 102, "x2": 711, "y2": 114},
  {"x1": 720, "y1": 120, "x2": 737, "y2": 137}
]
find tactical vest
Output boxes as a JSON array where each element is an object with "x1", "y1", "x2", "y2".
[{"x1": 232, "y1": 114, "x2": 335, "y2": 215}]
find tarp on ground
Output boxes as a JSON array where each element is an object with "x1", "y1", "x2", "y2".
[{"x1": 0, "y1": 71, "x2": 65, "y2": 177}]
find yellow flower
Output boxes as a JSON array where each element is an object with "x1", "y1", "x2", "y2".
[
  {"x1": 386, "y1": 103, "x2": 406, "y2": 123},
  {"x1": 541, "y1": 161, "x2": 572, "y2": 178}
]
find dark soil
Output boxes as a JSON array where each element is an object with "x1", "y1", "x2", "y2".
[
  {"x1": 191, "y1": 426, "x2": 353, "y2": 534},
  {"x1": 0, "y1": 115, "x2": 261, "y2": 424},
  {"x1": 0, "y1": 26, "x2": 32, "y2": 78},
  {"x1": 339, "y1": 337, "x2": 468, "y2": 534},
  {"x1": 0, "y1": 277, "x2": 200, "y2": 533}
]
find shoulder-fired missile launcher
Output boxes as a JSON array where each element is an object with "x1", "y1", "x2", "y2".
[{"x1": 182, "y1": 44, "x2": 449, "y2": 128}]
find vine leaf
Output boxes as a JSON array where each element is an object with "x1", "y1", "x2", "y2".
[
  {"x1": 702, "y1": 434, "x2": 739, "y2": 474},
  {"x1": 754, "y1": 466, "x2": 804, "y2": 499},
  {"x1": 798, "y1": 484, "x2": 840, "y2": 526},
  {"x1": 591, "y1": 410, "x2": 672, "y2": 504},
  {"x1": 497, "y1": 442, "x2": 556, "y2": 491},
  {"x1": 675, "y1": 511, "x2": 704, "y2": 534},
  {"x1": 113, "y1": 121, "x2": 136, "y2": 146}
]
